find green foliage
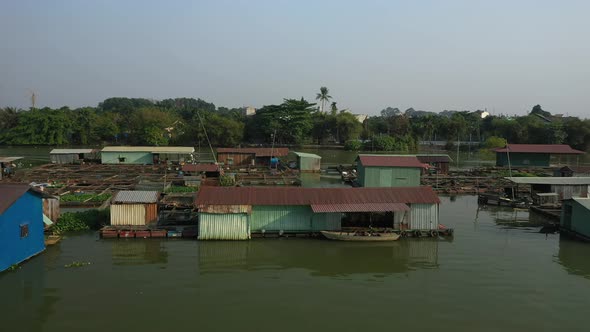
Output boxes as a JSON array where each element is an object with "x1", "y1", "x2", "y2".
[
  {"x1": 60, "y1": 193, "x2": 111, "y2": 202},
  {"x1": 165, "y1": 186, "x2": 199, "y2": 193},
  {"x1": 53, "y1": 209, "x2": 109, "y2": 234},
  {"x1": 484, "y1": 136, "x2": 507, "y2": 149},
  {"x1": 371, "y1": 135, "x2": 396, "y2": 151},
  {"x1": 344, "y1": 140, "x2": 362, "y2": 151},
  {"x1": 219, "y1": 174, "x2": 235, "y2": 186},
  {"x1": 65, "y1": 261, "x2": 91, "y2": 268}
]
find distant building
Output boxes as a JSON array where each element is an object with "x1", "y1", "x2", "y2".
[
  {"x1": 50, "y1": 149, "x2": 100, "y2": 164},
  {"x1": 0, "y1": 184, "x2": 45, "y2": 272},
  {"x1": 493, "y1": 144, "x2": 585, "y2": 167},
  {"x1": 416, "y1": 154, "x2": 452, "y2": 175},
  {"x1": 353, "y1": 114, "x2": 368, "y2": 123},
  {"x1": 561, "y1": 197, "x2": 590, "y2": 240},
  {"x1": 195, "y1": 186, "x2": 440, "y2": 240},
  {"x1": 101, "y1": 146, "x2": 194, "y2": 164},
  {"x1": 216, "y1": 148, "x2": 289, "y2": 167},
  {"x1": 242, "y1": 107, "x2": 256, "y2": 116},
  {"x1": 356, "y1": 155, "x2": 425, "y2": 187},
  {"x1": 291, "y1": 152, "x2": 321, "y2": 172},
  {"x1": 505, "y1": 177, "x2": 590, "y2": 201}
]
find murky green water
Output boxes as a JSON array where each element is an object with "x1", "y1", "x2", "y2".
[{"x1": 2, "y1": 196, "x2": 590, "y2": 332}]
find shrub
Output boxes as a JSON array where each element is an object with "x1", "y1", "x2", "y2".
[
  {"x1": 344, "y1": 140, "x2": 362, "y2": 151},
  {"x1": 53, "y1": 209, "x2": 110, "y2": 234}
]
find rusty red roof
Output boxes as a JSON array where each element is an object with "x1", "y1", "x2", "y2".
[
  {"x1": 0, "y1": 184, "x2": 34, "y2": 214},
  {"x1": 493, "y1": 144, "x2": 585, "y2": 154},
  {"x1": 182, "y1": 164, "x2": 220, "y2": 173},
  {"x1": 216, "y1": 148, "x2": 289, "y2": 157},
  {"x1": 358, "y1": 155, "x2": 425, "y2": 168},
  {"x1": 196, "y1": 186, "x2": 440, "y2": 206},
  {"x1": 310, "y1": 202, "x2": 409, "y2": 213}
]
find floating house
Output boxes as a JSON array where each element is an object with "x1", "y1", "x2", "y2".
[
  {"x1": 356, "y1": 155, "x2": 425, "y2": 187},
  {"x1": 416, "y1": 154, "x2": 452, "y2": 174},
  {"x1": 0, "y1": 184, "x2": 45, "y2": 272},
  {"x1": 49, "y1": 149, "x2": 99, "y2": 164},
  {"x1": 506, "y1": 177, "x2": 590, "y2": 201},
  {"x1": 0, "y1": 157, "x2": 23, "y2": 180},
  {"x1": 291, "y1": 152, "x2": 321, "y2": 172},
  {"x1": 182, "y1": 163, "x2": 221, "y2": 177},
  {"x1": 216, "y1": 148, "x2": 289, "y2": 167},
  {"x1": 493, "y1": 144, "x2": 584, "y2": 167},
  {"x1": 110, "y1": 191, "x2": 160, "y2": 226},
  {"x1": 561, "y1": 197, "x2": 590, "y2": 240},
  {"x1": 195, "y1": 186, "x2": 440, "y2": 240},
  {"x1": 101, "y1": 146, "x2": 195, "y2": 165}
]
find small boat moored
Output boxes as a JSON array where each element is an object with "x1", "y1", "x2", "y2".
[{"x1": 321, "y1": 230, "x2": 400, "y2": 241}]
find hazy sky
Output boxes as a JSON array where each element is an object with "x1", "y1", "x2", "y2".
[{"x1": 1, "y1": 0, "x2": 589, "y2": 116}]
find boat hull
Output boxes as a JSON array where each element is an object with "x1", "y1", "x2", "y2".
[{"x1": 321, "y1": 231, "x2": 400, "y2": 241}]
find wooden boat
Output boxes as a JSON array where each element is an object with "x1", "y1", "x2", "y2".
[
  {"x1": 45, "y1": 235, "x2": 62, "y2": 246},
  {"x1": 321, "y1": 231, "x2": 400, "y2": 241}
]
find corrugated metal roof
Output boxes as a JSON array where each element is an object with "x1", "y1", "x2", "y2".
[
  {"x1": 416, "y1": 154, "x2": 452, "y2": 163},
  {"x1": 0, "y1": 184, "x2": 32, "y2": 214},
  {"x1": 196, "y1": 186, "x2": 440, "y2": 206},
  {"x1": 216, "y1": 148, "x2": 289, "y2": 157},
  {"x1": 573, "y1": 197, "x2": 590, "y2": 210},
  {"x1": 494, "y1": 144, "x2": 585, "y2": 154},
  {"x1": 50, "y1": 149, "x2": 95, "y2": 154},
  {"x1": 102, "y1": 146, "x2": 194, "y2": 153},
  {"x1": 358, "y1": 155, "x2": 425, "y2": 168},
  {"x1": 505, "y1": 177, "x2": 590, "y2": 185},
  {"x1": 182, "y1": 164, "x2": 220, "y2": 172},
  {"x1": 0, "y1": 157, "x2": 24, "y2": 163},
  {"x1": 311, "y1": 202, "x2": 409, "y2": 213},
  {"x1": 292, "y1": 152, "x2": 322, "y2": 159},
  {"x1": 112, "y1": 191, "x2": 160, "y2": 203}
]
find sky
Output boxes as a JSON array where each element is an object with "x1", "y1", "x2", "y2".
[{"x1": 1, "y1": 0, "x2": 589, "y2": 116}]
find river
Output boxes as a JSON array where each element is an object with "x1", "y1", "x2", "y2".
[{"x1": 2, "y1": 195, "x2": 590, "y2": 331}]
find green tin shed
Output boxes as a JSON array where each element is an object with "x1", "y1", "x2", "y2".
[
  {"x1": 101, "y1": 146, "x2": 195, "y2": 164},
  {"x1": 561, "y1": 197, "x2": 590, "y2": 240},
  {"x1": 356, "y1": 155, "x2": 424, "y2": 187},
  {"x1": 494, "y1": 144, "x2": 584, "y2": 167},
  {"x1": 292, "y1": 152, "x2": 321, "y2": 172}
]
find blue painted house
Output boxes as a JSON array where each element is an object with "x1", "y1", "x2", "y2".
[{"x1": 0, "y1": 184, "x2": 45, "y2": 272}]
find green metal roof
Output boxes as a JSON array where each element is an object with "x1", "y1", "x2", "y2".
[
  {"x1": 573, "y1": 197, "x2": 590, "y2": 211},
  {"x1": 292, "y1": 152, "x2": 322, "y2": 159}
]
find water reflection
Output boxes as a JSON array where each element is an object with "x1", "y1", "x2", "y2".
[
  {"x1": 197, "y1": 239, "x2": 439, "y2": 277},
  {"x1": 556, "y1": 236, "x2": 590, "y2": 279},
  {"x1": 0, "y1": 253, "x2": 58, "y2": 330},
  {"x1": 111, "y1": 240, "x2": 168, "y2": 265}
]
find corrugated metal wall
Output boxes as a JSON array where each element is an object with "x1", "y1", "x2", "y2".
[
  {"x1": 496, "y1": 153, "x2": 550, "y2": 167},
  {"x1": 250, "y1": 205, "x2": 313, "y2": 231},
  {"x1": 198, "y1": 213, "x2": 250, "y2": 240},
  {"x1": 145, "y1": 203, "x2": 158, "y2": 225},
  {"x1": 111, "y1": 204, "x2": 147, "y2": 226},
  {"x1": 42, "y1": 198, "x2": 60, "y2": 223},
  {"x1": 299, "y1": 156, "x2": 321, "y2": 172},
  {"x1": 409, "y1": 203, "x2": 439, "y2": 230},
  {"x1": 101, "y1": 152, "x2": 153, "y2": 164},
  {"x1": 570, "y1": 201, "x2": 590, "y2": 237},
  {"x1": 50, "y1": 154, "x2": 76, "y2": 164},
  {"x1": 362, "y1": 166, "x2": 421, "y2": 187},
  {"x1": 311, "y1": 213, "x2": 341, "y2": 231},
  {"x1": 217, "y1": 153, "x2": 254, "y2": 166},
  {"x1": 553, "y1": 185, "x2": 588, "y2": 200}
]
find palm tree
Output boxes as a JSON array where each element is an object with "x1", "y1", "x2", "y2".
[
  {"x1": 315, "y1": 87, "x2": 332, "y2": 113},
  {"x1": 330, "y1": 102, "x2": 338, "y2": 114}
]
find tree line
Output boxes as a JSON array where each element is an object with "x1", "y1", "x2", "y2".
[{"x1": 0, "y1": 89, "x2": 589, "y2": 152}]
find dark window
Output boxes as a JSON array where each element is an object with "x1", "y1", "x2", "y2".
[
  {"x1": 20, "y1": 224, "x2": 29, "y2": 238},
  {"x1": 118, "y1": 157, "x2": 126, "y2": 162}
]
